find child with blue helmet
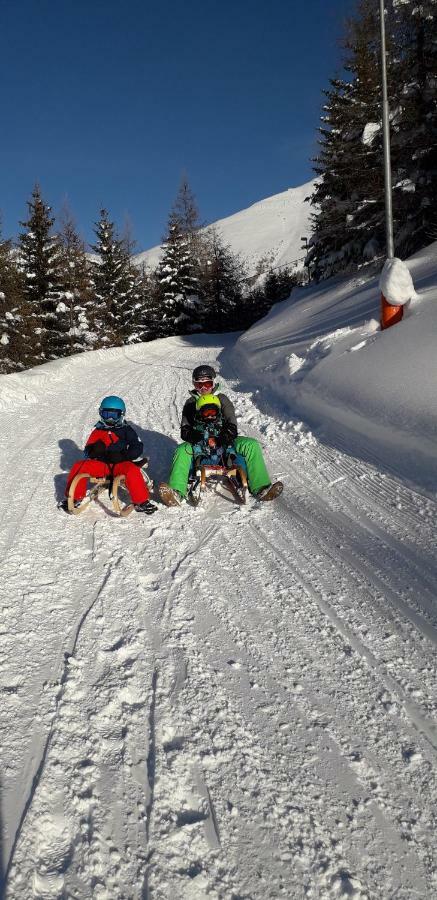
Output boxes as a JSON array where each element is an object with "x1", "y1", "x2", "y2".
[{"x1": 63, "y1": 396, "x2": 157, "y2": 514}]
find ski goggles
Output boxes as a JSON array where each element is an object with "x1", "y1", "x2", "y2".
[
  {"x1": 100, "y1": 408, "x2": 123, "y2": 421},
  {"x1": 194, "y1": 379, "x2": 214, "y2": 391},
  {"x1": 199, "y1": 407, "x2": 220, "y2": 419}
]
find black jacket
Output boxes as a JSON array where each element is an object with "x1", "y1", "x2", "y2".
[{"x1": 180, "y1": 393, "x2": 238, "y2": 446}]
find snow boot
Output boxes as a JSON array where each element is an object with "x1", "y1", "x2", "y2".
[
  {"x1": 59, "y1": 498, "x2": 81, "y2": 512},
  {"x1": 135, "y1": 500, "x2": 158, "y2": 515},
  {"x1": 159, "y1": 483, "x2": 183, "y2": 507},
  {"x1": 255, "y1": 481, "x2": 283, "y2": 502}
]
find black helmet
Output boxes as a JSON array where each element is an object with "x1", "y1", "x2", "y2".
[{"x1": 192, "y1": 364, "x2": 216, "y2": 383}]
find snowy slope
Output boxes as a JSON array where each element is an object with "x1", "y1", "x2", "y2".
[
  {"x1": 1, "y1": 257, "x2": 437, "y2": 897},
  {"x1": 233, "y1": 242, "x2": 437, "y2": 494},
  {"x1": 135, "y1": 180, "x2": 314, "y2": 276}
]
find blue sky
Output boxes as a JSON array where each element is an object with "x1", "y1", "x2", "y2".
[{"x1": 0, "y1": 0, "x2": 351, "y2": 250}]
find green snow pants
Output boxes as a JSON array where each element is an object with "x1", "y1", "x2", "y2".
[{"x1": 168, "y1": 436, "x2": 271, "y2": 498}]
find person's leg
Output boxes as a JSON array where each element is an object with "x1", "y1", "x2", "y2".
[
  {"x1": 65, "y1": 460, "x2": 108, "y2": 501},
  {"x1": 114, "y1": 462, "x2": 149, "y2": 504},
  {"x1": 233, "y1": 436, "x2": 271, "y2": 495},
  {"x1": 168, "y1": 442, "x2": 194, "y2": 497}
]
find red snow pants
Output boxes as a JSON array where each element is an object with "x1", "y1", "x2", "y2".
[{"x1": 65, "y1": 460, "x2": 150, "y2": 504}]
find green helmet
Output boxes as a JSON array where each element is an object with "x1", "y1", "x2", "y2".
[{"x1": 195, "y1": 393, "x2": 222, "y2": 423}]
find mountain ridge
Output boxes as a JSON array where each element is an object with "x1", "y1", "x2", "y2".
[{"x1": 134, "y1": 179, "x2": 315, "y2": 276}]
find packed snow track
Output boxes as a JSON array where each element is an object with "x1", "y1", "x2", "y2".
[{"x1": 1, "y1": 336, "x2": 437, "y2": 899}]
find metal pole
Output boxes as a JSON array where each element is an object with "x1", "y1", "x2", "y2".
[{"x1": 380, "y1": 0, "x2": 394, "y2": 258}]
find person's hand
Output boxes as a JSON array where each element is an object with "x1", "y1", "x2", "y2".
[{"x1": 86, "y1": 439, "x2": 107, "y2": 459}]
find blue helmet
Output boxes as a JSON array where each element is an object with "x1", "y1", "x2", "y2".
[{"x1": 99, "y1": 395, "x2": 126, "y2": 427}]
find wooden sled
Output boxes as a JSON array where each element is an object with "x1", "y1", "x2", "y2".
[
  {"x1": 67, "y1": 458, "x2": 152, "y2": 517},
  {"x1": 189, "y1": 463, "x2": 248, "y2": 506}
]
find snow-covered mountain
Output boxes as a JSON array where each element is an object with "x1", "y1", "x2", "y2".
[
  {"x1": 135, "y1": 179, "x2": 315, "y2": 276},
  {"x1": 2, "y1": 241, "x2": 437, "y2": 898}
]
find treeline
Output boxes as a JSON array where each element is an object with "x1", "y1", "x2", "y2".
[
  {"x1": 308, "y1": 0, "x2": 437, "y2": 280},
  {"x1": 0, "y1": 180, "x2": 300, "y2": 374}
]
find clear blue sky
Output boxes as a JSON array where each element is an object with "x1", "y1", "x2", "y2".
[{"x1": 0, "y1": 0, "x2": 351, "y2": 251}]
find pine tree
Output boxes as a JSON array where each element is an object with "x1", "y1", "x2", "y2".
[
  {"x1": 127, "y1": 263, "x2": 161, "y2": 343},
  {"x1": 19, "y1": 185, "x2": 69, "y2": 361},
  {"x1": 308, "y1": 1, "x2": 388, "y2": 278},
  {"x1": 308, "y1": 0, "x2": 437, "y2": 278},
  {"x1": 391, "y1": 0, "x2": 437, "y2": 251},
  {"x1": 0, "y1": 225, "x2": 27, "y2": 372},
  {"x1": 91, "y1": 209, "x2": 135, "y2": 346},
  {"x1": 199, "y1": 228, "x2": 246, "y2": 331},
  {"x1": 156, "y1": 212, "x2": 201, "y2": 335},
  {"x1": 58, "y1": 206, "x2": 97, "y2": 353}
]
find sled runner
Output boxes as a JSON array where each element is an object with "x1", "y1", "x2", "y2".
[
  {"x1": 188, "y1": 450, "x2": 248, "y2": 506},
  {"x1": 67, "y1": 458, "x2": 153, "y2": 517}
]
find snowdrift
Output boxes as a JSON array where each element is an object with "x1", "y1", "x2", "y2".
[{"x1": 231, "y1": 242, "x2": 437, "y2": 492}]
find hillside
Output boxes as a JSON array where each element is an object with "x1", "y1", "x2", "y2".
[{"x1": 134, "y1": 180, "x2": 314, "y2": 276}]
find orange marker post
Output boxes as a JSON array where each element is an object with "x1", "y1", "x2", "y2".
[{"x1": 380, "y1": 293, "x2": 403, "y2": 330}]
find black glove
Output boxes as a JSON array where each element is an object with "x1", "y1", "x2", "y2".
[
  {"x1": 181, "y1": 424, "x2": 197, "y2": 444},
  {"x1": 219, "y1": 425, "x2": 237, "y2": 447},
  {"x1": 86, "y1": 439, "x2": 108, "y2": 460}
]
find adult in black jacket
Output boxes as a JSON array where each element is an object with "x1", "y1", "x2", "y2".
[{"x1": 159, "y1": 365, "x2": 283, "y2": 505}]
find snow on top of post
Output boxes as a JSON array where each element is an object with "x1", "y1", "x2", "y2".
[{"x1": 379, "y1": 257, "x2": 417, "y2": 306}]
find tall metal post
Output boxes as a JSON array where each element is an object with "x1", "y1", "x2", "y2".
[{"x1": 380, "y1": 0, "x2": 394, "y2": 259}]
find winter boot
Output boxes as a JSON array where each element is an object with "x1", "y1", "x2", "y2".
[
  {"x1": 59, "y1": 498, "x2": 81, "y2": 512},
  {"x1": 159, "y1": 483, "x2": 183, "y2": 507},
  {"x1": 135, "y1": 500, "x2": 158, "y2": 515},
  {"x1": 255, "y1": 481, "x2": 283, "y2": 502}
]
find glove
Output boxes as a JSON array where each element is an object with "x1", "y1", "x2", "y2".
[
  {"x1": 86, "y1": 439, "x2": 108, "y2": 460},
  {"x1": 218, "y1": 426, "x2": 236, "y2": 448}
]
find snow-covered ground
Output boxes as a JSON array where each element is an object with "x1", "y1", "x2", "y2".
[
  {"x1": 135, "y1": 181, "x2": 314, "y2": 276},
  {"x1": 1, "y1": 243, "x2": 437, "y2": 899}
]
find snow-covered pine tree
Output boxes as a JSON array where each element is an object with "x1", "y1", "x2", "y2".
[
  {"x1": 391, "y1": 0, "x2": 437, "y2": 252},
  {"x1": 128, "y1": 263, "x2": 162, "y2": 343},
  {"x1": 156, "y1": 210, "x2": 201, "y2": 335},
  {"x1": 0, "y1": 225, "x2": 27, "y2": 372},
  {"x1": 58, "y1": 207, "x2": 97, "y2": 354},
  {"x1": 91, "y1": 209, "x2": 136, "y2": 346},
  {"x1": 308, "y1": 0, "x2": 388, "y2": 279},
  {"x1": 199, "y1": 228, "x2": 246, "y2": 332},
  {"x1": 19, "y1": 185, "x2": 69, "y2": 361},
  {"x1": 117, "y1": 220, "x2": 148, "y2": 344}
]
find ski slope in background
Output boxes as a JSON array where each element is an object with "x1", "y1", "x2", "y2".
[
  {"x1": 1, "y1": 246, "x2": 437, "y2": 899},
  {"x1": 135, "y1": 181, "x2": 314, "y2": 276}
]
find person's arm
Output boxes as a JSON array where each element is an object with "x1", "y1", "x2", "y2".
[
  {"x1": 219, "y1": 394, "x2": 238, "y2": 444},
  {"x1": 85, "y1": 428, "x2": 110, "y2": 460},
  {"x1": 103, "y1": 426, "x2": 143, "y2": 463},
  {"x1": 123, "y1": 425, "x2": 143, "y2": 461},
  {"x1": 180, "y1": 400, "x2": 197, "y2": 443}
]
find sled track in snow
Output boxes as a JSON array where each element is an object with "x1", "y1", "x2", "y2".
[{"x1": 4, "y1": 556, "x2": 116, "y2": 884}]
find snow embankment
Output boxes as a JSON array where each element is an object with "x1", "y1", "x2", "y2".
[{"x1": 231, "y1": 242, "x2": 437, "y2": 491}]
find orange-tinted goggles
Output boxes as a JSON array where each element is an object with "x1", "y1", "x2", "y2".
[
  {"x1": 200, "y1": 407, "x2": 219, "y2": 418},
  {"x1": 194, "y1": 379, "x2": 214, "y2": 390}
]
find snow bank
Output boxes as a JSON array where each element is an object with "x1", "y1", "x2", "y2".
[{"x1": 231, "y1": 243, "x2": 437, "y2": 492}]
